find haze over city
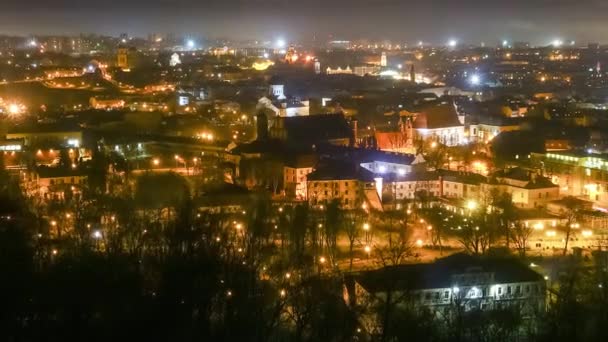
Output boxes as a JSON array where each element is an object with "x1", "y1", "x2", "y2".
[
  {"x1": 1, "y1": 0, "x2": 608, "y2": 43},
  {"x1": 3, "y1": 0, "x2": 608, "y2": 341}
]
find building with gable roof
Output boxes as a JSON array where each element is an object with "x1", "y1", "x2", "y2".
[{"x1": 412, "y1": 103, "x2": 466, "y2": 146}]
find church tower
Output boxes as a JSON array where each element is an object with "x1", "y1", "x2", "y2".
[
  {"x1": 409, "y1": 64, "x2": 416, "y2": 83},
  {"x1": 380, "y1": 52, "x2": 387, "y2": 67}
]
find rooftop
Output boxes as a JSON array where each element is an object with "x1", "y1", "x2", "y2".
[
  {"x1": 355, "y1": 253, "x2": 543, "y2": 294},
  {"x1": 413, "y1": 103, "x2": 463, "y2": 130}
]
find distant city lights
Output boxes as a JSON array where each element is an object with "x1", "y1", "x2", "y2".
[
  {"x1": 469, "y1": 74, "x2": 481, "y2": 85},
  {"x1": 448, "y1": 39, "x2": 457, "y2": 48}
]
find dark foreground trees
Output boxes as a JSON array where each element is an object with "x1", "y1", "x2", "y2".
[{"x1": 1, "y1": 165, "x2": 608, "y2": 341}]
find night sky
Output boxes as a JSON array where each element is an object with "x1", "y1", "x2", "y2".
[{"x1": 1, "y1": 0, "x2": 607, "y2": 44}]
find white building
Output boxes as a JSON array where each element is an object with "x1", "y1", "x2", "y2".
[
  {"x1": 413, "y1": 104, "x2": 467, "y2": 146},
  {"x1": 350, "y1": 253, "x2": 546, "y2": 317}
]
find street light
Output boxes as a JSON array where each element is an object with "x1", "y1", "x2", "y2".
[{"x1": 466, "y1": 200, "x2": 477, "y2": 211}]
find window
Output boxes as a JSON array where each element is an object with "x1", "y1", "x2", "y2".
[
  {"x1": 498, "y1": 287, "x2": 502, "y2": 295},
  {"x1": 425, "y1": 292, "x2": 431, "y2": 300},
  {"x1": 526, "y1": 285, "x2": 530, "y2": 293},
  {"x1": 444, "y1": 291, "x2": 449, "y2": 299},
  {"x1": 516, "y1": 285, "x2": 521, "y2": 294},
  {"x1": 507, "y1": 286, "x2": 512, "y2": 294}
]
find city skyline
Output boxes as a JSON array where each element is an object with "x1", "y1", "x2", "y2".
[{"x1": 1, "y1": 0, "x2": 608, "y2": 44}]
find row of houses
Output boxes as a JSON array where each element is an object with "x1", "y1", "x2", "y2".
[{"x1": 283, "y1": 159, "x2": 559, "y2": 210}]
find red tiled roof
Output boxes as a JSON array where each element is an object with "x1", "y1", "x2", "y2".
[{"x1": 413, "y1": 104, "x2": 462, "y2": 129}]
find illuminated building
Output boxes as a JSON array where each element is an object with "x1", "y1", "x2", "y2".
[
  {"x1": 491, "y1": 167, "x2": 560, "y2": 209},
  {"x1": 27, "y1": 166, "x2": 87, "y2": 199},
  {"x1": 412, "y1": 104, "x2": 467, "y2": 146},
  {"x1": 283, "y1": 155, "x2": 316, "y2": 200},
  {"x1": 469, "y1": 117, "x2": 522, "y2": 143},
  {"x1": 350, "y1": 253, "x2": 546, "y2": 316},
  {"x1": 353, "y1": 65, "x2": 380, "y2": 77},
  {"x1": 89, "y1": 97, "x2": 126, "y2": 110},
  {"x1": 306, "y1": 162, "x2": 381, "y2": 210},
  {"x1": 169, "y1": 53, "x2": 181, "y2": 67},
  {"x1": 326, "y1": 66, "x2": 353, "y2": 75},
  {"x1": 373, "y1": 116, "x2": 415, "y2": 153},
  {"x1": 534, "y1": 151, "x2": 608, "y2": 208},
  {"x1": 284, "y1": 45, "x2": 298, "y2": 63},
  {"x1": 252, "y1": 59, "x2": 274, "y2": 71},
  {"x1": 380, "y1": 51, "x2": 387, "y2": 67},
  {"x1": 7, "y1": 123, "x2": 83, "y2": 147},
  {"x1": 257, "y1": 83, "x2": 309, "y2": 117},
  {"x1": 116, "y1": 46, "x2": 140, "y2": 70}
]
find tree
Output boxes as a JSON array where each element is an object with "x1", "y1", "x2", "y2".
[
  {"x1": 559, "y1": 197, "x2": 584, "y2": 256},
  {"x1": 323, "y1": 200, "x2": 340, "y2": 264},
  {"x1": 420, "y1": 206, "x2": 452, "y2": 254},
  {"x1": 457, "y1": 212, "x2": 492, "y2": 255},
  {"x1": 343, "y1": 210, "x2": 362, "y2": 272},
  {"x1": 511, "y1": 221, "x2": 533, "y2": 257}
]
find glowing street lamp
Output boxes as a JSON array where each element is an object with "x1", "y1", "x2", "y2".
[
  {"x1": 448, "y1": 39, "x2": 457, "y2": 48},
  {"x1": 466, "y1": 200, "x2": 478, "y2": 211},
  {"x1": 276, "y1": 39, "x2": 286, "y2": 48},
  {"x1": 363, "y1": 223, "x2": 370, "y2": 231},
  {"x1": 364, "y1": 245, "x2": 372, "y2": 258},
  {"x1": 8, "y1": 103, "x2": 21, "y2": 115},
  {"x1": 469, "y1": 74, "x2": 481, "y2": 86}
]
